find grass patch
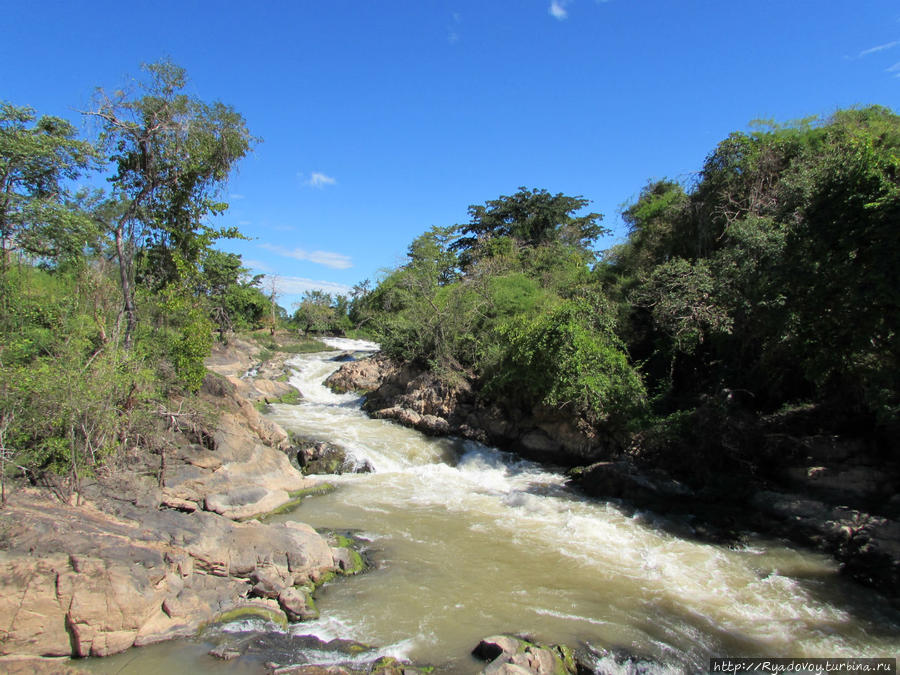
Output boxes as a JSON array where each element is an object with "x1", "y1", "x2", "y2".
[
  {"x1": 290, "y1": 483, "x2": 336, "y2": 499},
  {"x1": 255, "y1": 389, "x2": 303, "y2": 413}
]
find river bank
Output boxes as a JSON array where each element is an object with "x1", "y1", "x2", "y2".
[
  {"x1": 4, "y1": 338, "x2": 899, "y2": 673},
  {"x1": 326, "y1": 353, "x2": 900, "y2": 602},
  {"x1": 0, "y1": 336, "x2": 361, "y2": 670}
]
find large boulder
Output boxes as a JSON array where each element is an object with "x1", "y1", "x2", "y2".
[
  {"x1": 325, "y1": 354, "x2": 401, "y2": 394},
  {"x1": 0, "y1": 492, "x2": 339, "y2": 659}
]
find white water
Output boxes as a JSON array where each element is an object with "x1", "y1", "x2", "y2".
[
  {"x1": 260, "y1": 340, "x2": 900, "y2": 672},
  {"x1": 83, "y1": 340, "x2": 900, "y2": 674}
]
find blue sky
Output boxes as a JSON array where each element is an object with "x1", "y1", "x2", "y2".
[{"x1": 2, "y1": 1, "x2": 899, "y2": 309}]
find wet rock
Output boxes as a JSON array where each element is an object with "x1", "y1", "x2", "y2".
[
  {"x1": 571, "y1": 461, "x2": 692, "y2": 504},
  {"x1": 295, "y1": 441, "x2": 371, "y2": 475},
  {"x1": 277, "y1": 586, "x2": 318, "y2": 621},
  {"x1": 208, "y1": 644, "x2": 241, "y2": 660},
  {"x1": 473, "y1": 635, "x2": 577, "y2": 675},
  {"x1": 750, "y1": 489, "x2": 900, "y2": 591},
  {"x1": 203, "y1": 629, "x2": 427, "y2": 674},
  {"x1": 581, "y1": 643, "x2": 679, "y2": 675}
]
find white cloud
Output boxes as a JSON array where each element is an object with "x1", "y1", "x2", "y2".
[
  {"x1": 301, "y1": 171, "x2": 337, "y2": 188},
  {"x1": 230, "y1": 193, "x2": 245, "y2": 200},
  {"x1": 243, "y1": 259, "x2": 275, "y2": 273},
  {"x1": 888, "y1": 61, "x2": 900, "y2": 72},
  {"x1": 261, "y1": 243, "x2": 353, "y2": 269},
  {"x1": 859, "y1": 40, "x2": 900, "y2": 58},
  {"x1": 448, "y1": 11, "x2": 461, "y2": 44},
  {"x1": 267, "y1": 275, "x2": 353, "y2": 298},
  {"x1": 549, "y1": 0, "x2": 569, "y2": 20}
]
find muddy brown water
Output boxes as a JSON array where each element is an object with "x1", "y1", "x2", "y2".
[{"x1": 83, "y1": 339, "x2": 900, "y2": 674}]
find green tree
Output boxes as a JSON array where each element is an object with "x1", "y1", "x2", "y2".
[
  {"x1": 88, "y1": 60, "x2": 257, "y2": 348},
  {"x1": 491, "y1": 299, "x2": 646, "y2": 430},
  {"x1": 198, "y1": 249, "x2": 269, "y2": 337},
  {"x1": 293, "y1": 290, "x2": 336, "y2": 334},
  {"x1": 0, "y1": 102, "x2": 97, "y2": 271},
  {"x1": 451, "y1": 187, "x2": 607, "y2": 266}
]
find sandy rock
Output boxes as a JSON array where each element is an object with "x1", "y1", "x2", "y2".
[
  {"x1": 473, "y1": 635, "x2": 576, "y2": 675},
  {"x1": 325, "y1": 354, "x2": 401, "y2": 393},
  {"x1": 205, "y1": 486, "x2": 291, "y2": 520},
  {"x1": 0, "y1": 473, "x2": 334, "y2": 659},
  {"x1": 0, "y1": 657, "x2": 89, "y2": 674},
  {"x1": 278, "y1": 586, "x2": 318, "y2": 621},
  {"x1": 254, "y1": 378, "x2": 297, "y2": 399}
]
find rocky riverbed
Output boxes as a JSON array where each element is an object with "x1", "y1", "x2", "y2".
[
  {"x1": 0, "y1": 338, "x2": 603, "y2": 675},
  {"x1": 326, "y1": 352, "x2": 900, "y2": 601},
  {"x1": 0, "y1": 338, "x2": 353, "y2": 667}
]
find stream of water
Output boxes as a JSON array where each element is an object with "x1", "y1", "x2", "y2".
[{"x1": 87, "y1": 339, "x2": 900, "y2": 673}]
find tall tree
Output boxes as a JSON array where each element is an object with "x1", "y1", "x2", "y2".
[
  {"x1": 451, "y1": 187, "x2": 607, "y2": 264},
  {"x1": 0, "y1": 102, "x2": 96, "y2": 270},
  {"x1": 87, "y1": 60, "x2": 256, "y2": 347}
]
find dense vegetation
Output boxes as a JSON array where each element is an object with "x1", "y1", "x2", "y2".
[
  {"x1": 359, "y1": 106, "x2": 900, "y2": 476},
  {"x1": 2, "y1": 75, "x2": 897, "y2": 502},
  {"x1": 0, "y1": 62, "x2": 274, "y2": 501}
]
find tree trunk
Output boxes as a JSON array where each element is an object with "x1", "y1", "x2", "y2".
[{"x1": 115, "y1": 222, "x2": 137, "y2": 350}]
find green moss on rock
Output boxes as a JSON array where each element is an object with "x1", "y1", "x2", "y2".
[{"x1": 211, "y1": 605, "x2": 288, "y2": 629}]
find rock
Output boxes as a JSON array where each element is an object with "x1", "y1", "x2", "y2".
[
  {"x1": 159, "y1": 494, "x2": 198, "y2": 512},
  {"x1": 0, "y1": 456, "x2": 335, "y2": 659},
  {"x1": 750, "y1": 490, "x2": 900, "y2": 592},
  {"x1": 325, "y1": 354, "x2": 407, "y2": 394},
  {"x1": 204, "y1": 486, "x2": 291, "y2": 520},
  {"x1": 250, "y1": 565, "x2": 290, "y2": 599},
  {"x1": 297, "y1": 442, "x2": 352, "y2": 475},
  {"x1": 278, "y1": 586, "x2": 318, "y2": 621},
  {"x1": 784, "y1": 464, "x2": 891, "y2": 503},
  {"x1": 332, "y1": 547, "x2": 365, "y2": 576},
  {"x1": 354, "y1": 355, "x2": 609, "y2": 464},
  {"x1": 572, "y1": 461, "x2": 692, "y2": 504},
  {"x1": 208, "y1": 644, "x2": 242, "y2": 660},
  {"x1": 473, "y1": 635, "x2": 576, "y2": 675},
  {"x1": 0, "y1": 657, "x2": 90, "y2": 674}
]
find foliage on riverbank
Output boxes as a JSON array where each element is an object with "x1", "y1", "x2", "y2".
[
  {"x1": 356, "y1": 106, "x2": 900, "y2": 476},
  {"x1": 0, "y1": 62, "x2": 266, "y2": 500},
  {"x1": 3, "y1": 65, "x2": 897, "y2": 501}
]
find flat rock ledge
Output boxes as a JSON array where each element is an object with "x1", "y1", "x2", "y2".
[{"x1": 0, "y1": 340, "x2": 344, "y2": 660}]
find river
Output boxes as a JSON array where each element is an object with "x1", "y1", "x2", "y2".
[{"x1": 87, "y1": 339, "x2": 900, "y2": 673}]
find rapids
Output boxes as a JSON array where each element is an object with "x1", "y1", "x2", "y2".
[
  {"x1": 85, "y1": 339, "x2": 900, "y2": 673},
  {"x1": 263, "y1": 339, "x2": 900, "y2": 672}
]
